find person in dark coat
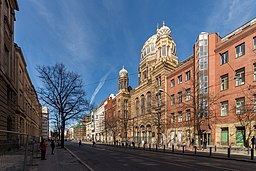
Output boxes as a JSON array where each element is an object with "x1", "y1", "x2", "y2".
[
  {"x1": 251, "y1": 136, "x2": 255, "y2": 149},
  {"x1": 203, "y1": 139, "x2": 207, "y2": 150},
  {"x1": 50, "y1": 140, "x2": 55, "y2": 155},
  {"x1": 40, "y1": 139, "x2": 47, "y2": 160},
  {"x1": 191, "y1": 138, "x2": 195, "y2": 147}
]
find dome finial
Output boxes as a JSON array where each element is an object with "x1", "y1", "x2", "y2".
[
  {"x1": 156, "y1": 23, "x2": 159, "y2": 32},
  {"x1": 162, "y1": 20, "x2": 165, "y2": 26}
]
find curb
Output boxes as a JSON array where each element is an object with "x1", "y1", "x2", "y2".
[{"x1": 64, "y1": 146, "x2": 95, "y2": 171}]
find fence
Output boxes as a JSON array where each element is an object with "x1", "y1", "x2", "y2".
[
  {"x1": 0, "y1": 130, "x2": 40, "y2": 171},
  {"x1": 105, "y1": 142, "x2": 255, "y2": 161}
]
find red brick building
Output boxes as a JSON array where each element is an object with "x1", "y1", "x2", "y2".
[
  {"x1": 166, "y1": 18, "x2": 256, "y2": 147},
  {"x1": 166, "y1": 56, "x2": 194, "y2": 146},
  {"x1": 104, "y1": 94, "x2": 117, "y2": 143}
]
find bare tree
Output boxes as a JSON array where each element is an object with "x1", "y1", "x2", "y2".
[
  {"x1": 234, "y1": 93, "x2": 256, "y2": 147},
  {"x1": 166, "y1": 77, "x2": 224, "y2": 148},
  {"x1": 105, "y1": 115, "x2": 119, "y2": 145},
  {"x1": 148, "y1": 93, "x2": 165, "y2": 147},
  {"x1": 36, "y1": 63, "x2": 91, "y2": 148}
]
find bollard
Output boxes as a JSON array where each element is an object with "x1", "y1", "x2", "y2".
[
  {"x1": 227, "y1": 147, "x2": 231, "y2": 158},
  {"x1": 251, "y1": 148, "x2": 254, "y2": 160},
  {"x1": 194, "y1": 146, "x2": 197, "y2": 155},
  {"x1": 156, "y1": 144, "x2": 158, "y2": 151},
  {"x1": 182, "y1": 146, "x2": 185, "y2": 153},
  {"x1": 164, "y1": 145, "x2": 165, "y2": 152},
  {"x1": 172, "y1": 145, "x2": 174, "y2": 153},
  {"x1": 210, "y1": 147, "x2": 212, "y2": 156},
  {"x1": 214, "y1": 145, "x2": 217, "y2": 152}
]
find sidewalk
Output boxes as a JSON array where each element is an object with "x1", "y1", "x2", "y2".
[{"x1": 30, "y1": 144, "x2": 88, "y2": 171}]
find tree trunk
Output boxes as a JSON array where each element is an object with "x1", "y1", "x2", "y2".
[{"x1": 61, "y1": 121, "x2": 65, "y2": 148}]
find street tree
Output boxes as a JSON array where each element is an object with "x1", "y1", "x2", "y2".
[
  {"x1": 165, "y1": 77, "x2": 224, "y2": 148},
  {"x1": 149, "y1": 92, "x2": 165, "y2": 147},
  {"x1": 36, "y1": 63, "x2": 91, "y2": 148},
  {"x1": 234, "y1": 90, "x2": 256, "y2": 147},
  {"x1": 105, "y1": 115, "x2": 119, "y2": 144}
]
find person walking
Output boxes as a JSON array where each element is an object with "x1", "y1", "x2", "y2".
[
  {"x1": 92, "y1": 140, "x2": 96, "y2": 147},
  {"x1": 191, "y1": 138, "x2": 195, "y2": 147},
  {"x1": 50, "y1": 140, "x2": 55, "y2": 155},
  {"x1": 203, "y1": 139, "x2": 207, "y2": 151},
  {"x1": 251, "y1": 136, "x2": 255, "y2": 149},
  {"x1": 40, "y1": 139, "x2": 47, "y2": 160},
  {"x1": 79, "y1": 140, "x2": 82, "y2": 147}
]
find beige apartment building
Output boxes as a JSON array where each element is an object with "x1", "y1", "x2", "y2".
[
  {"x1": 0, "y1": 0, "x2": 41, "y2": 148},
  {"x1": 0, "y1": 0, "x2": 19, "y2": 147}
]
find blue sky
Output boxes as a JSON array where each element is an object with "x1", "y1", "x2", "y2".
[{"x1": 15, "y1": 0, "x2": 256, "y2": 107}]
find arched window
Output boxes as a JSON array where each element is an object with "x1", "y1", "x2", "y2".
[
  {"x1": 162, "y1": 45, "x2": 166, "y2": 56},
  {"x1": 135, "y1": 98, "x2": 140, "y2": 117},
  {"x1": 7, "y1": 116, "x2": 12, "y2": 131},
  {"x1": 167, "y1": 46, "x2": 170, "y2": 56},
  {"x1": 156, "y1": 93, "x2": 162, "y2": 107},
  {"x1": 147, "y1": 92, "x2": 151, "y2": 113},
  {"x1": 118, "y1": 99, "x2": 121, "y2": 109},
  {"x1": 141, "y1": 95, "x2": 145, "y2": 115},
  {"x1": 151, "y1": 44, "x2": 155, "y2": 51},
  {"x1": 7, "y1": 116, "x2": 12, "y2": 140},
  {"x1": 146, "y1": 124, "x2": 152, "y2": 144},
  {"x1": 140, "y1": 125, "x2": 146, "y2": 143},
  {"x1": 158, "y1": 48, "x2": 161, "y2": 57}
]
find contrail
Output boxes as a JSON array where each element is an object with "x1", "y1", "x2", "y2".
[{"x1": 90, "y1": 70, "x2": 112, "y2": 105}]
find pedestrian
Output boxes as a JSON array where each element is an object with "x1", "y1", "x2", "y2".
[
  {"x1": 203, "y1": 139, "x2": 207, "y2": 150},
  {"x1": 251, "y1": 136, "x2": 255, "y2": 149},
  {"x1": 40, "y1": 139, "x2": 47, "y2": 160},
  {"x1": 50, "y1": 140, "x2": 55, "y2": 155},
  {"x1": 79, "y1": 140, "x2": 82, "y2": 147},
  {"x1": 191, "y1": 138, "x2": 195, "y2": 147},
  {"x1": 92, "y1": 140, "x2": 96, "y2": 147}
]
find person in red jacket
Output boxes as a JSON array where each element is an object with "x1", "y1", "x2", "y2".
[{"x1": 40, "y1": 139, "x2": 47, "y2": 160}]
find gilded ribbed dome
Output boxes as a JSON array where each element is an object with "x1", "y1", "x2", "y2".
[
  {"x1": 140, "y1": 34, "x2": 157, "y2": 61},
  {"x1": 119, "y1": 66, "x2": 128, "y2": 77},
  {"x1": 157, "y1": 21, "x2": 171, "y2": 38}
]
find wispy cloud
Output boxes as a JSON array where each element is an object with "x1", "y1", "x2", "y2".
[
  {"x1": 90, "y1": 70, "x2": 112, "y2": 105},
  {"x1": 29, "y1": 0, "x2": 93, "y2": 62},
  {"x1": 27, "y1": 0, "x2": 55, "y2": 28},
  {"x1": 57, "y1": 1, "x2": 93, "y2": 62},
  {"x1": 205, "y1": 0, "x2": 256, "y2": 35}
]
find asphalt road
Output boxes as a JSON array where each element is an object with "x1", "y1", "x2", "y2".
[{"x1": 65, "y1": 141, "x2": 255, "y2": 171}]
